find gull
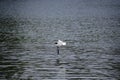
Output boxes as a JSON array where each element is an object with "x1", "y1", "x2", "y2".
[
  {"x1": 55, "y1": 40, "x2": 66, "y2": 55},
  {"x1": 55, "y1": 40, "x2": 66, "y2": 46}
]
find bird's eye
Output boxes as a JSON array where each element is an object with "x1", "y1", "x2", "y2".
[{"x1": 55, "y1": 42, "x2": 57, "y2": 44}]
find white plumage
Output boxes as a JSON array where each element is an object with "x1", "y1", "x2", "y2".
[{"x1": 55, "y1": 40, "x2": 66, "y2": 46}]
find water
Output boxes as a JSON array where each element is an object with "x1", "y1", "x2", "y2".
[{"x1": 0, "y1": 0, "x2": 120, "y2": 80}]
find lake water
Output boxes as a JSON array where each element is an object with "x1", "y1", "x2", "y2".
[{"x1": 0, "y1": 0, "x2": 120, "y2": 80}]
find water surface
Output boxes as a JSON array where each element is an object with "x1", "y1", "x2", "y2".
[{"x1": 0, "y1": 0, "x2": 120, "y2": 80}]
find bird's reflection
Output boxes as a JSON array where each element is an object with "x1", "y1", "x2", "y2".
[{"x1": 55, "y1": 59, "x2": 60, "y2": 66}]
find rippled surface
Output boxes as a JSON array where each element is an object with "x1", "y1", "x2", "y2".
[{"x1": 0, "y1": 0, "x2": 120, "y2": 80}]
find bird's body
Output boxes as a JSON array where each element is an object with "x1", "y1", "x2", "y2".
[
  {"x1": 55, "y1": 40, "x2": 66, "y2": 55},
  {"x1": 55, "y1": 40, "x2": 66, "y2": 47}
]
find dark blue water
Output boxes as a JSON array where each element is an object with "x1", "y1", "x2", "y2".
[{"x1": 0, "y1": 0, "x2": 120, "y2": 80}]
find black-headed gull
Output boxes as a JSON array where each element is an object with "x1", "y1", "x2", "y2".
[
  {"x1": 55, "y1": 40, "x2": 66, "y2": 46},
  {"x1": 55, "y1": 40, "x2": 66, "y2": 54}
]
